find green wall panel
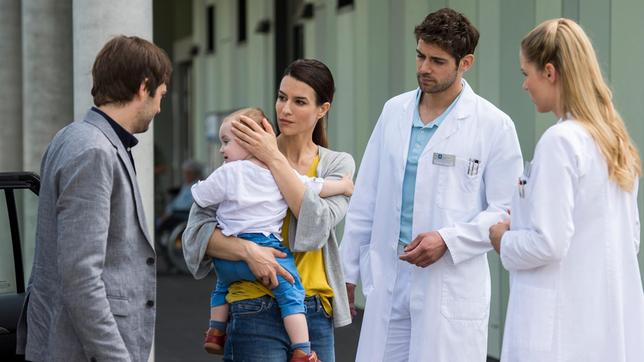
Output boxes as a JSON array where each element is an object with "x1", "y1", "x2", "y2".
[
  {"x1": 448, "y1": 0, "x2": 478, "y2": 91},
  {"x1": 534, "y1": 0, "x2": 563, "y2": 141},
  {"x1": 579, "y1": 0, "x2": 611, "y2": 80},
  {"x1": 563, "y1": 0, "x2": 580, "y2": 20},
  {"x1": 611, "y1": 0, "x2": 644, "y2": 281},
  {"x1": 500, "y1": 0, "x2": 537, "y2": 160},
  {"x1": 476, "y1": 1, "x2": 504, "y2": 354},
  {"x1": 333, "y1": 10, "x2": 356, "y2": 155}
]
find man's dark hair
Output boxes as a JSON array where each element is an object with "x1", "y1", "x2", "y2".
[
  {"x1": 91, "y1": 35, "x2": 172, "y2": 106},
  {"x1": 414, "y1": 8, "x2": 480, "y2": 65}
]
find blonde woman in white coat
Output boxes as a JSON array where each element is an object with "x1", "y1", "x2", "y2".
[{"x1": 489, "y1": 18, "x2": 644, "y2": 362}]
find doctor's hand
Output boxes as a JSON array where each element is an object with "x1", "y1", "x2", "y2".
[
  {"x1": 489, "y1": 220, "x2": 510, "y2": 254},
  {"x1": 399, "y1": 231, "x2": 447, "y2": 268},
  {"x1": 346, "y1": 283, "x2": 357, "y2": 318}
]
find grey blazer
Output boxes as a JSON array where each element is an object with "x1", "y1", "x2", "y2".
[
  {"x1": 16, "y1": 109, "x2": 156, "y2": 362},
  {"x1": 182, "y1": 146, "x2": 355, "y2": 328}
]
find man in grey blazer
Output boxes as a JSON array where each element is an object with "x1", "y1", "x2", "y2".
[{"x1": 16, "y1": 36, "x2": 172, "y2": 362}]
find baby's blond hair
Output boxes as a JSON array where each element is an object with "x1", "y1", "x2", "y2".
[{"x1": 222, "y1": 107, "x2": 268, "y2": 126}]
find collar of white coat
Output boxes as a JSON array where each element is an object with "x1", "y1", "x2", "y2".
[
  {"x1": 396, "y1": 79, "x2": 475, "y2": 160},
  {"x1": 558, "y1": 112, "x2": 573, "y2": 124},
  {"x1": 402, "y1": 79, "x2": 474, "y2": 121}
]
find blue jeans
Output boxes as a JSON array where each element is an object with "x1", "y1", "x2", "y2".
[
  {"x1": 224, "y1": 295, "x2": 335, "y2": 362},
  {"x1": 211, "y1": 233, "x2": 305, "y2": 317}
]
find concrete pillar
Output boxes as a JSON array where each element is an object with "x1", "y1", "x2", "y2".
[
  {"x1": 73, "y1": 0, "x2": 155, "y2": 245},
  {"x1": 21, "y1": 0, "x2": 74, "y2": 172},
  {"x1": 20, "y1": 0, "x2": 74, "y2": 284},
  {"x1": 73, "y1": 2, "x2": 155, "y2": 360},
  {"x1": 0, "y1": 0, "x2": 22, "y2": 172}
]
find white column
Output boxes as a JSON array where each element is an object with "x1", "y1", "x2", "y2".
[
  {"x1": 0, "y1": 0, "x2": 22, "y2": 171},
  {"x1": 22, "y1": 0, "x2": 74, "y2": 172},
  {"x1": 73, "y1": 0, "x2": 155, "y2": 247},
  {"x1": 20, "y1": 0, "x2": 74, "y2": 282},
  {"x1": 72, "y1": 2, "x2": 155, "y2": 360}
]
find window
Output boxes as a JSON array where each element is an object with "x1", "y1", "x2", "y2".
[
  {"x1": 301, "y1": 3, "x2": 314, "y2": 19},
  {"x1": 206, "y1": 5, "x2": 216, "y2": 53},
  {"x1": 337, "y1": 0, "x2": 354, "y2": 10},
  {"x1": 0, "y1": 191, "x2": 18, "y2": 295},
  {"x1": 0, "y1": 174, "x2": 39, "y2": 296},
  {"x1": 237, "y1": 0, "x2": 247, "y2": 43},
  {"x1": 0, "y1": 172, "x2": 39, "y2": 357},
  {"x1": 293, "y1": 24, "x2": 304, "y2": 60}
]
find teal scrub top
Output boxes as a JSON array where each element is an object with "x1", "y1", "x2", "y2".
[{"x1": 398, "y1": 88, "x2": 461, "y2": 245}]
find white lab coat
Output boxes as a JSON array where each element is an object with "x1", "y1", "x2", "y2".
[
  {"x1": 500, "y1": 119, "x2": 644, "y2": 362},
  {"x1": 341, "y1": 81, "x2": 523, "y2": 362}
]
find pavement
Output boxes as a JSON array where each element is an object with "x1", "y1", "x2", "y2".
[
  {"x1": 156, "y1": 265, "x2": 497, "y2": 362},
  {"x1": 155, "y1": 268, "x2": 362, "y2": 362}
]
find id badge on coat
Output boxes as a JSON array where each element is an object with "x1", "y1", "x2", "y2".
[{"x1": 432, "y1": 153, "x2": 456, "y2": 167}]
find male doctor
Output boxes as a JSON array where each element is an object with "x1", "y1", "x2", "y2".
[{"x1": 340, "y1": 8, "x2": 523, "y2": 362}]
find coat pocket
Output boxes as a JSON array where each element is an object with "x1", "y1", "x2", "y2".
[
  {"x1": 440, "y1": 297, "x2": 488, "y2": 320},
  {"x1": 507, "y1": 283, "x2": 556, "y2": 352},
  {"x1": 459, "y1": 158, "x2": 484, "y2": 193},
  {"x1": 439, "y1": 262, "x2": 488, "y2": 321},
  {"x1": 359, "y1": 244, "x2": 374, "y2": 297},
  {"x1": 107, "y1": 295, "x2": 130, "y2": 317},
  {"x1": 436, "y1": 157, "x2": 483, "y2": 211}
]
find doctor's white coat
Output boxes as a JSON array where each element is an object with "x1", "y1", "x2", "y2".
[
  {"x1": 341, "y1": 81, "x2": 523, "y2": 362},
  {"x1": 500, "y1": 119, "x2": 644, "y2": 361}
]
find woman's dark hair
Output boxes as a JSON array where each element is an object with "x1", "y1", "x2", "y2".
[
  {"x1": 414, "y1": 8, "x2": 479, "y2": 65},
  {"x1": 282, "y1": 59, "x2": 335, "y2": 148},
  {"x1": 92, "y1": 35, "x2": 172, "y2": 106}
]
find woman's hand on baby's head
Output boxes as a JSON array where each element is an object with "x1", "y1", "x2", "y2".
[
  {"x1": 235, "y1": 115, "x2": 275, "y2": 135},
  {"x1": 260, "y1": 117, "x2": 274, "y2": 133},
  {"x1": 231, "y1": 115, "x2": 281, "y2": 164}
]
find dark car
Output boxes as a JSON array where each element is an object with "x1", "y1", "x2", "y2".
[{"x1": 0, "y1": 172, "x2": 39, "y2": 361}]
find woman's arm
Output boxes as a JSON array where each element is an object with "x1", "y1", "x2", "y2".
[
  {"x1": 500, "y1": 127, "x2": 577, "y2": 271},
  {"x1": 290, "y1": 151, "x2": 356, "y2": 252},
  {"x1": 182, "y1": 203, "x2": 219, "y2": 279},
  {"x1": 489, "y1": 220, "x2": 510, "y2": 253},
  {"x1": 182, "y1": 203, "x2": 294, "y2": 286},
  {"x1": 319, "y1": 175, "x2": 354, "y2": 197},
  {"x1": 231, "y1": 116, "x2": 308, "y2": 215},
  {"x1": 208, "y1": 229, "x2": 294, "y2": 287},
  {"x1": 265, "y1": 155, "x2": 307, "y2": 216}
]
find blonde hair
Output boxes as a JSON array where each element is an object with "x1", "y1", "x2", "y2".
[
  {"x1": 222, "y1": 107, "x2": 268, "y2": 126},
  {"x1": 521, "y1": 18, "x2": 640, "y2": 191}
]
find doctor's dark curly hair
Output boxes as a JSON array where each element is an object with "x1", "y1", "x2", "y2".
[{"x1": 414, "y1": 8, "x2": 479, "y2": 65}]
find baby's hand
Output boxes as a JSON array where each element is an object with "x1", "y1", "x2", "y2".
[{"x1": 341, "y1": 174, "x2": 354, "y2": 196}]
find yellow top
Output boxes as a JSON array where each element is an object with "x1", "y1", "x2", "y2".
[{"x1": 226, "y1": 155, "x2": 334, "y2": 315}]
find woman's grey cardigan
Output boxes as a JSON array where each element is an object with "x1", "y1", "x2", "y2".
[{"x1": 182, "y1": 146, "x2": 355, "y2": 328}]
